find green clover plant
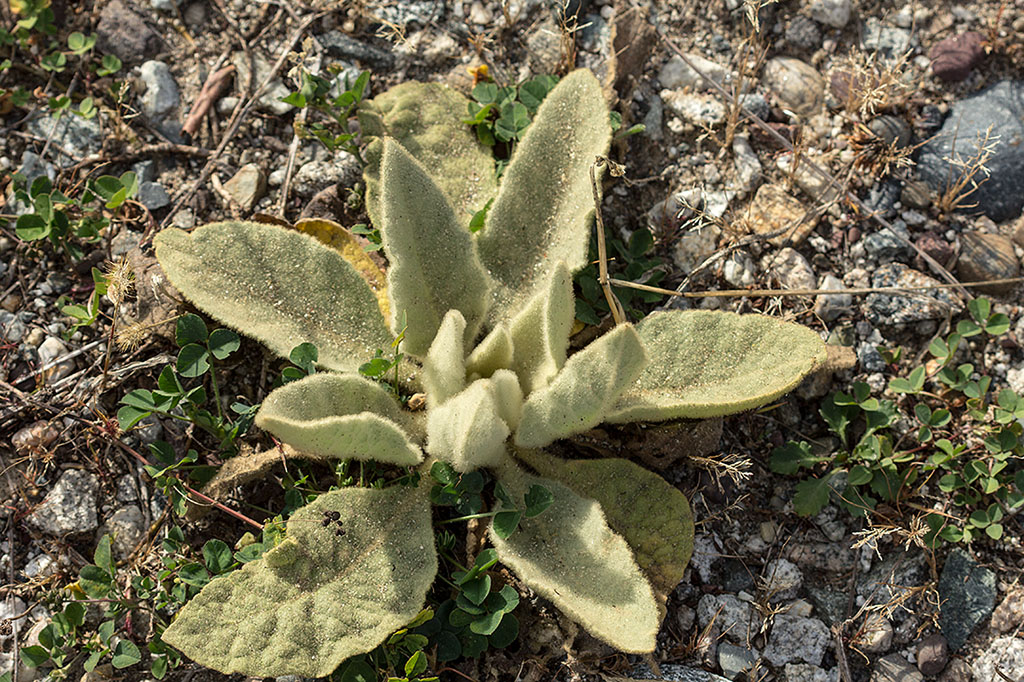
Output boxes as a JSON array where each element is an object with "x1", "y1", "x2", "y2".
[{"x1": 151, "y1": 69, "x2": 826, "y2": 677}]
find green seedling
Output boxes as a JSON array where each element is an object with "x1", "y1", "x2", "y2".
[{"x1": 281, "y1": 67, "x2": 370, "y2": 163}]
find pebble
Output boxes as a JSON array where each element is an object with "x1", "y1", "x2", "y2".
[
  {"x1": 917, "y1": 80, "x2": 1024, "y2": 222},
  {"x1": 861, "y1": 17, "x2": 914, "y2": 60},
  {"x1": 872, "y1": 654, "x2": 924, "y2": 682},
  {"x1": 972, "y1": 636, "x2": 1024, "y2": 682},
  {"x1": 99, "y1": 506, "x2": 146, "y2": 559},
  {"x1": 767, "y1": 248, "x2": 817, "y2": 291},
  {"x1": 0, "y1": 597, "x2": 27, "y2": 640},
  {"x1": 723, "y1": 252, "x2": 757, "y2": 288},
  {"x1": 732, "y1": 135, "x2": 762, "y2": 195},
  {"x1": 661, "y1": 89, "x2": 726, "y2": 126},
  {"x1": 956, "y1": 231, "x2": 1020, "y2": 295},
  {"x1": 139, "y1": 60, "x2": 179, "y2": 121},
  {"x1": 991, "y1": 589, "x2": 1024, "y2": 633},
  {"x1": 784, "y1": 663, "x2": 837, "y2": 682},
  {"x1": 930, "y1": 32, "x2": 985, "y2": 82},
  {"x1": 292, "y1": 154, "x2": 361, "y2": 196},
  {"x1": 739, "y1": 93, "x2": 771, "y2": 121},
  {"x1": 26, "y1": 469, "x2": 100, "y2": 535},
  {"x1": 231, "y1": 51, "x2": 293, "y2": 116},
  {"x1": 138, "y1": 181, "x2": 171, "y2": 210},
  {"x1": 868, "y1": 115, "x2": 911, "y2": 149},
  {"x1": 785, "y1": 16, "x2": 822, "y2": 51},
  {"x1": 319, "y1": 30, "x2": 395, "y2": 68},
  {"x1": 807, "y1": 0, "x2": 851, "y2": 28},
  {"x1": 901, "y1": 180, "x2": 932, "y2": 209},
  {"x1": 38, "y1": 336, "x2": 75, "y2": 382},
  {"x1": 525, "y1": 17, "x2": 562, "y2": 75},
  {"x1": 223, "y1": 163, "x2": 267, "y2": 211},
  {"x1": 814, "y1": 274, "x2": 852, "y2": 321},
  {"x1": 26, "y1": 112, "x2": 104, "y2": 161},
  {"x1": 938, "y1": 659, "x2": 971, "y2": 682},
  {"x1": 763, "y1": 614, "x2": 830, "y2": 666},
  {"x1": 1, "y1": 312, "x2": 27, "y2": 343},
  {"x1": 866, "y1": 263, "x2": 960, "y2": 328},
  {"x1": 858, "y1": 613, "x2": 893, "y2": 653},
  {"x1": 96, "y1": 0, "x2": 162, "y2": 65},
  {"x1": 862, "y1": 219, "x2": 911, "y2": 260},
  {"x1": 696, "y1": 594, "x2": 756, "y2": 645},
  {"x1": 718, "y1": 643, "x2": 759, "y2": 680},
  {"x1": 938, "y1": 548, "x2": 996, "y2": 650},
  {"x1": 764, "y1": 558, "x2": 803, "y2": 600},
  {"x1": 744, "y1": 184, "x2": 814, "y2": 245},
  {"x1": 763, "y1": 57, "x2": 824, "y2": 117},
  {"x1": 658, "y1": 53, "x2": 733, "y2": 91},
  {"x1": 916, "y1": 633, "x2": 950, "y2": 676},
  {"x1": 23, "y1": 552, "x2": 57, "y2": 578}
]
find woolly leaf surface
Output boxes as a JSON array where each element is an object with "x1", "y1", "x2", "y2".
[
  {"x1": 608, "y1": 310, "x2": 827, "y2": 421},
  {"x1": 516, "y1": 325, "x2": 647, "y2": 448},
  {"x1": 255, "y1": 374, "x2": 421, "y2": 465},
  {"x1": 466, "y1": 323, "x2": 514, "y2": 379},
  {"x1": 380, "y1": 140, "x2": 492, "y2": 356},
  {"x1": 476, "y1": 70, "x2": 612, "y2": 325},
  {"x1": 359, "y1": 82, "x2": 497, "y2": 229},
  {"x1": 426, "y1": 378, "x2": 510, "y2": 472},
  {"x1": 488, "y1": 369, "x2": 524, "y2": 432},
  {"x1": 515, "y1": 448, "x2": 693, "y2": 609},
  {"x1": 423, "y1": 309, "x2": 467, "y2": 408},
  {"x1": 292, "y1": 218, "x2": 390, "y2": 320},
  {"x1": 162, "y1": 486, "x2": 436, "y2": 678},
  {"x1": 154, "y1": 221, "x2": 392, "y2": 374},
  {"x1": 489, "y1": 462, "x2": 658, "y2": 652},
  {"x1": 507, "y1": 262, "x2": 574, "y2": 395}
]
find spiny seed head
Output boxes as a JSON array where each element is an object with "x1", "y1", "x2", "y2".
[
  {"x1": 103, "y1": 255, "x2": 135, "y2": 306},
  {"x1": 115, "y1": 320, "x2": 146, "y2": 351}
]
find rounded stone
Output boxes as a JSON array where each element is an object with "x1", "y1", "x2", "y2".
[
  {"x1": 916, "y1": 633, "x2": 950, "y2": 676},
  {"x1": 956, "y1": 231, "x2": 1020, "y2": 295},
  {"x1": 930, "y1": 32, "x2": 985, "y2": 82},
  {"x1": 764, "y1": 57, "x2": 825, "y2": 117}
]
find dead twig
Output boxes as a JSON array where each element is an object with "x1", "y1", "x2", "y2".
[
  {"x1": 182, "y1": 64, "x2": 237, "y2": 137},
  {"x1": 590, "y1": 156, "x2": 626, "y2": 324}
]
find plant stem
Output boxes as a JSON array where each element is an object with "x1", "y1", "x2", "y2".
[{"x1": 436, "y1": 510, "x2": 501, "y2": 525}]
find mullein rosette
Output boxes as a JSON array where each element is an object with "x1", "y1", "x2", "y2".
[{"x1": 153, "y1": 69, "x2": 826, "y2": 677}]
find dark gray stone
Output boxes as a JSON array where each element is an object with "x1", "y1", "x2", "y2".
[
  {"x1": 938, "y1": 549, "x2": 996, "y2": 650},
  {"x1": 319, "y1": 30, "x2": 394, "y2": 68},
  {"x1": 786, "y1": 16, "x2": 822, "y2": 51},
  {"x1": 872, "y1": 654, "x2": 924, "y2": 682},
  {"x1": 865, "y1": 263, "x2": 961, "y2": 328},
  {"x1": 806, "y1": 585, "x2": 849, "y2": 626},
  {"x1": 96, "y1": 0, "x2": 162, "y2": 65},
  {"x1": 862, "y1": 181, "x2": 903, "y2": 222},
  {"x1": 917, "y1": 81, "x2": 1024, "y2": 222}
]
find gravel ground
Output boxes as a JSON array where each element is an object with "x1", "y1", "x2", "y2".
[{"x1": 2, "y1": 0, "x2": 1024, "y2": 681}]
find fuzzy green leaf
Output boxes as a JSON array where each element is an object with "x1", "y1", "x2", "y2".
[
  {"x1": 476, "y1": 70, "x2": 612, "y2": 325},
  {"x1": 487, "y1": 369, "x2": 524, "y2": 432},
  {"x1": 489, "y1": 462, "x2": 658, "y2": 652},
  {"x1": 607, "y1": 310, "x2": 827, "y2": 421},
  {"x1": 359, "y1": 82, "x2": 497, "y2": 229},
  {"x1": 426, "y1": 378, "x2": 512, "y2": 472},
  {"x1": 423, "y1": 309, "x2": 467, "y2": 408},
  {"x1": 162, "y1": 486, "x2": 437, "y2": 678},
  {"x1": 514, "y1": 448, "x2": 693, "y2": 609},
  {"x1": 255, "y1": 374, "x2": 421, "y2": 465},
  {"x1": 154, "y1": 221, "x2": 393, "y2": 374},
  {"x1": 466, "y1": 323, "x2": 514, "y2": 380},
  {"x1": 516, "y1": 325, "x2": 647, "y2": 448},
  {"x1": 508, "y1": 261, "x2": 574, "y2": 395},
  {"x1": 380, "y1": 140, "x2": 492, "y2": 355}
]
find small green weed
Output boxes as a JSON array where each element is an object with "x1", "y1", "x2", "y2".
[
  {"x1": 281, "y1": 67, "x2": 370, "y2": 163},
  {"x1": 574, "y1": 225, "x2": 666, "y2": 324},
  {"x1": 772, "y1": 298, "x2": 1024, "y2": 544}
]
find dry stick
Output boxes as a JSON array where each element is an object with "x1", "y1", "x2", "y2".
[
  {"x1": 590, "y1": 157, "x2": 626, "y2": 324},
  {"x1": 158, "y1": 11, "x2": 327, "y2": 229},
  {"x1": 278, "y1": 45, "x2": 324, "y2": 218},
  {"x1": 607, "y1": 275, "x2": 1024, "y2": 299},
  {"x1": 182, "y1": 64, "x2": 237, "y2": 137},
  {"x1": 653, "y1": 24, "x2": 972, "y2": 301}
]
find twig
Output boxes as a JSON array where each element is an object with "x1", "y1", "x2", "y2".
[
  {"x1": 182, "y1": 64, "x2": 236, "y2": 137},
  {"x1": 590, "y1": 157, "x2": 625, "y2": 324},
  {"x1": 608, "y1": 276, "x2": 1024, "y2": 299}
]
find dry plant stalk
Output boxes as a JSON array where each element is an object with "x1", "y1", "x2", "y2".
[
  {"x1": 934, "y1": 125, "x2": 999, "y2": 216},
  {"x1": 832, "y1": 49, "x2": 913, "y2": 119}
]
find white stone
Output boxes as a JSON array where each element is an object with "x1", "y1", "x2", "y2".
[
  {"x1": 99, "y1": 506, "x2": 146, "y2": 559},
  {"x1": 807, "y1": 0, "x2": 851, "y2": 28},
  {"x1": 26, "y1": 469, "x2": 100, "y2": 535},
  {"x1": 765, "y1": 558, "x2": 804, "y2": 600},
  {"x1": 764, "y1": 615, "x2": 830, "y2": 666},
  {"x1": 766, "y1": 248, "x2": 816, "y2": 291},
  {"x1": 139, "y1": 61, "x2": 180, "y2": 120},
  {"x1": 733, "y1": 134, "x2": 762, "y2": 194},
  {"x1": 973, "y1": 636, "x2": 1024, "y2": 682},
  {"x1": 697, "y1": 594, "x2": 757, "y2": 645},
  {"x1": 661, "y1": 89, "x2": 726, "y2": 126},
  {"x1": 858, "y1": 613, "x2": 893, "y2": 653},
  {"x1": 658, "y1": 53, "x2": 733, "y2": 91},
  {"x1": 814, "y1": 274, "x2": 852, "y2": 322},
  {"x1": 37, "y1": 336, "x2": 75, "y2": 382}
]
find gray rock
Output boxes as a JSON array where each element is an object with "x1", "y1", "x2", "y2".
[
  {"x1": 814, "y1": 274, "x2": 852, "y2": 322},
  {"x1": 765, "y1": 558, "x2": 804, "y2": 600},
  {"x1": 0, "y1": 312, "x2": 27, "y2": 343},
  {"x1": 956, "y1": 231, "x2": 1020, "y2": 295},
  {"x1": 862, "y1": 181, "x2": 903, "y2": 222},
  {"x1": 723, "y1": 252, "x2": 757, "y2": 288},
  {"x1": 719, "y1": 643, "x2": 759, "y2": 680},
  {"x1": 740, "y1": 93, "x2": 771, "y2": 121},
  {"x1": 786, "y1": 16, "x2": 822, "y2": 51},
  {"x1": 857, "y1": 341, "x2": 886, "y2": 372},
  {"x1": 139, "y1": 61, "x2": 180, "y2": 121},
  {"x1": 96, "y1": 0, "x2": 162, "y2": 64},
  {"x1": 632, "y1": 664, "x2": 732, "y2": 682},
  {"x1": 26, "y1": 469, "x2": 100, "y2": 535},
  {"x1": 661, "y1": 89, "x2": 726, "y2": 126},
  {"x1": 763, "y1": 57, "x2": 824, "y2": 117},
  {"x1": 972, "y1": 636, "x2": 1024, "y2": 682},
  {"x1": 767, "y1": 248, "x2": 817, "y2": 291},
  {"x1": 658, "y1": 53, "x2": 733, "y2": 91},
  {"x1": 764, "y1": 615, "x2": 830, "y2": 666},
  {"x1": 0, "y1": 597, "x2": 27, "y2": 641},
  {"x1": 785, "y1": 663, "x2": 837, "y2": 682},
  {"x1": 697, "y1": 594, "x2": 757, "y2": 645},
  {"x1": 917, "y1": 81, "x2": 1024, "y2": 222},
  {"x1": 807, "y1": 0, "x2": 851, "y2": 28},
  {"x1": 917, "y1": 633, "x2": 950, "y2": 676},
  {"x1": 869, "y1": 115, "x2": 912, "y2": 149},
  {"x1": 319, "y1": 30, "x2": 394, "y2": 68},
  {"x1": 17, "y1": 151, "x2": 56, "y2": 183},
  {"x1": 991, "y1": 589, "x2": 1024, "y2": 633},
  {"x1": 939, "y1": 659, "x2": 971, "y2": 682},
  {"x1": 872, "y1": 654, "x2": 924, "y2": 682},
  {"x1": 99, "y1": 506, "x2": 146, "y2": 559},
  {"x1": 866, "y1": 263, "x2": 961, "y2": 328},
  {"x1": 26, "y1": 113, "x2": 104, "y2": 161},
  {"x1": 858, "y1": 613, "x2": 893, "y2": 653},
  {"x1": 805, "y1": 586, "x2": 848, "y2": 627},
  {"x1": 231, "y1": 52, "x2": 294, "y2": 116},
  {"x1": 138, "y1": 181, "x2": 171, "y2": 210},
  {"x1": 643, "y1": 94, "x2": 664, "y2": 141},
  {"x1": 150, "y1": 0, "x2": 180, "y2": 11},
  {"x1": 733, "y1": 135, "x2": 762, "y2": 194},
  {"x1": 22, "y1": 553, "x2": 56, "y2": 578},
  {"x1": 369, "y1": 1, "x2": 442, "y2": 26},
  {"x1": 292, "y1": 154, "x2": 361, "y2": 196},
  {"x1": 223, "y1": 163, "x2": 266, "y2": 211},
  {"x1": 939, "y1": 549, "x2": 996, "y2": 650},
  {"x1": 861, "y1": 17, "x2": 914, "y2": 60},
  {"x1": 37, "y1": 336, "x2": 75, "y2": 382}
]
